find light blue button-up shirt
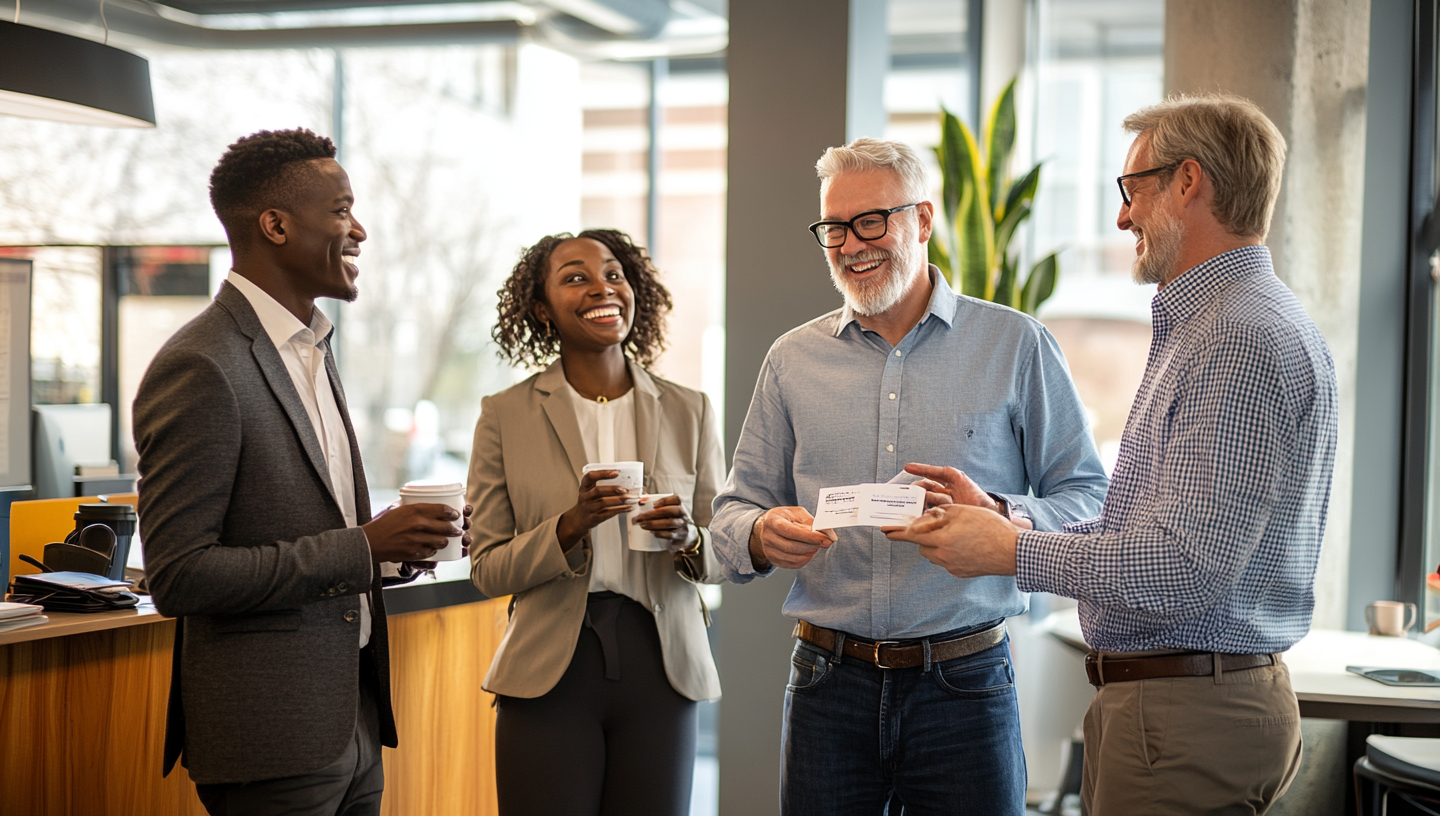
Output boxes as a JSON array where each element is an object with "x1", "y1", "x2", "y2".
[{"x1": 712, "y1": 268, "x2": 1108, "y2": 639}]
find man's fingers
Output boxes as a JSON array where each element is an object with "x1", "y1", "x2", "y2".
[
  {"x1": 923, "y1": 489, "x2": 954, "y2": 508},
  {"x1": 768, "y1": 515, "x2": 833, "y2": 547}
]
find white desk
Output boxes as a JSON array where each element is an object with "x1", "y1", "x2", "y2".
[{"x1": 1040, "y1": 608, "x2": 1440, "y2": 724}]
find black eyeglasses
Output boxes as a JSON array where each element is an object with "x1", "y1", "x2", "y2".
[
  {"x1": 1116, "y1": 162, "x2": 1183, "y2": 207},
  {"x1": 808, "y1": 203, "x2": 919, "y2": 248}
]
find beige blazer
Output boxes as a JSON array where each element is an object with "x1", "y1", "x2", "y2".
[{"x1": 467, "y1": 359, "x2": 724, "y2": 701}]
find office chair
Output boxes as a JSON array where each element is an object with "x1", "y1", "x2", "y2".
[{"x1": 1355, "y1": 735, "x2": 1440, "y2": 815}]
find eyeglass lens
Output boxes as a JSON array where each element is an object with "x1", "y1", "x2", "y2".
[{"x1": 817, "y1": 212, "x2": 892, "y2": 247}]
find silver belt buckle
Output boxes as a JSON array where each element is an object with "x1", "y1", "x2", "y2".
[{"x1": 871, "y1": 640, "x2": 902, "y2": 669}]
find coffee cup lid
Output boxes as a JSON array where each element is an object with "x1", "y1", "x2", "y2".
[
  {"x1": 74, "y1": 503, "x2": 137, "y2": 521},
  {"x1": 398, "y1": 481, "x2": 463, "y2": 495}
]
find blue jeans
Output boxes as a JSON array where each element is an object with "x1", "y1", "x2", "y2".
[{"x1": 780, "y1": 625, "x2": 1026, "y2": 816}]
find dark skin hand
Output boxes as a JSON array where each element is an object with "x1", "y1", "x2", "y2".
[
  {"x1": 556, "y1": 470, "x2": 637, "y2": 552},
  {"x1": 633, "y1": 494, "x2": 698, "y2": 554},
  {"x1": 364, "y1": 503, "x2": 474, "y2": 563}
]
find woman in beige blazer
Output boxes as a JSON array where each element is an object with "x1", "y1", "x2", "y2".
[{"x1": 467, "y1": 228, "x2": 724, "y2": 816}]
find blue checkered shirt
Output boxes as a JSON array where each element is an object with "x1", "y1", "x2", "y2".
[{"x1": 1016, "y1": 246, "x2": 1338, "y2": 653}]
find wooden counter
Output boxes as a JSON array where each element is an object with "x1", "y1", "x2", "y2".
[{"x1": 0, "y1": 595, "x2": 508, "y2": 816}]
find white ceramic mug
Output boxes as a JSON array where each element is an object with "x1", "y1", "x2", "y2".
[
  {"x1": 581, "y1": 461, "x2": 644, "y2": 498},
  {"x1": 1366, "y1": 600, "x2": 1418, "y2": 637},
  {"x1": 398, "y1": 480, "x2": 465, "y2": 561},
  {"x1": 627, "y1": 493, "x2": 677, "y2": 552}
]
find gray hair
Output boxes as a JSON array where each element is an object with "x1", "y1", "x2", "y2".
[
  {"x1": 815, "y1": 137, "x2": 930, "y2": 203},
  {"x1": 1123, "y1": 92, "x2": 1287, "y2": 240}
]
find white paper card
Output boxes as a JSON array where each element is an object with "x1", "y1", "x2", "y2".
[{"x1": 812, "y1": 483, "x2": 926, "y2": 530}]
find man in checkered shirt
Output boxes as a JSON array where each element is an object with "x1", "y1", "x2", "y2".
[{"x1": 888, "y1": 93, "x2": 1338, "y2": 814}]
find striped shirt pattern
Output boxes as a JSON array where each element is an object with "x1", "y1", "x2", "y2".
[{"x1": 1016, "y1": 246, "x2": 1339, "y2": 653}]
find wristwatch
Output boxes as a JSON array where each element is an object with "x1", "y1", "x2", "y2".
[{"x1": 986, "y1": 492, "x2": 1030, "y2": 523}]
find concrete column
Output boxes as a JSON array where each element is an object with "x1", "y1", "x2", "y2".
[
  {"x1": 720, "y1": 2, "x2": 887, "y2": 814},
  {"x1": 980, "y1": 0, "x2": 1027, "y2": 123},
  {"x1": 1164, "y1": 0, "x2": 1370, "y2": 630}
]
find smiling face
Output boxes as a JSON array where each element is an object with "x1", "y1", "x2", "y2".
[
  {"x1": 278, "y1": 158, "x2": 366, "y2": 302},
  {"x1": 536, "y1": 237, "x2": 634, "y2": 354},
  {"x1": 819, "y1": 169, "x2": 931, "y2": 316},
  {"x1": 1117, "y1": 135, "x2": 1183, "y2": 286}
]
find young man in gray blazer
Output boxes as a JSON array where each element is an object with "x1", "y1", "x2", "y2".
[{"x1": 134, "y1": 128, "x2": 470, "y2": 816}]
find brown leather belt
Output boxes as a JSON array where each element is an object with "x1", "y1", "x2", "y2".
[
  {"x1": 794, "y1": 620, "x2": 1006, "y2": 670},
  {"x1": 1084, "y1": 650, "x2": 1278, "y2": 687}
]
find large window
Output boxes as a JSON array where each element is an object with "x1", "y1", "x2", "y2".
[{"x1": 1030, "y1": 0, "x2": 1164, "y2": 474}]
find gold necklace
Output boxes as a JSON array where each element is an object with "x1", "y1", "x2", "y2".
[{"x1": 595, "y1": 395, "x2": 608, "y2": 404}]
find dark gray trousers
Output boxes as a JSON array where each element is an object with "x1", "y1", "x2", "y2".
[
  {"x1": 195, "y1": 651, "x2": 384, "y2": 816},
  {"x1": 495, "y1": 592, "x2": 698, "y2": 816}
]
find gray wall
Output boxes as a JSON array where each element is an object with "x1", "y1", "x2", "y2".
[{"x1": 718, "y1": 2, "x2": 887, "y2": 814}]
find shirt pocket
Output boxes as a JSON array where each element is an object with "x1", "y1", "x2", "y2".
[{"x1": 943, "y1": 412, "x2": 1023, "y2": 487}]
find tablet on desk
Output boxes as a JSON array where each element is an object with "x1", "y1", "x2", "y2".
[{"x1": 1347, "y1": 665, "x2": 1440, "y2": 687}]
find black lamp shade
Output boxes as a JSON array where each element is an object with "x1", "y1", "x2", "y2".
[{"x1": 0, "y1": 19, "x2": 156, "y2": 128}]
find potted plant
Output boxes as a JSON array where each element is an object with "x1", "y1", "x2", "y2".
[{"x1": 929, "y1": 78, "x2": 1058, "y2": 316}]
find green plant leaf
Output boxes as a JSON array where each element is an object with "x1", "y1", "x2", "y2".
[
  {"x1": 994, "y1": 251, "x2": 1019, "y2": 309},
  {"x1": 986, "y1": 79, "x2": 1018, "y2": 219},
  {"x1": 1020, "y1": 252, "x2": 1059, "y2": 315},
  {"x1": 1004, "y1": 163, "x2": 1042, "y2": 225},
  {"x1": 928, "y1": 237, "x2": 954, "y2": 288},
  {"x1": 994, "y1": 200, "x2": 1032, "y2": 265},
  {"x1": 936, "y1": 108, "x2": 965, "y2": 226},
  {"x1": 953, "y1": 122, "x2": 994, "y2": 299}
]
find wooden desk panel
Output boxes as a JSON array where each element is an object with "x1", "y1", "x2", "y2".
[
  {"x1": 0, "y1": 618, "x2": 206, "y2": 816},
  {"x1": 0, "y1": 597, "x2": 508, "y2": 816},
  {"x1": 382, "y1": 597, "x2": 507, "y2": 816}
]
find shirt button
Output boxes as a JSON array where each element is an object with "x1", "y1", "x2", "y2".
[
  {"x1": 344, "y1": 610, "x2": 360, "y2": 623},
  {"x1": 889, "y1": 393, "x2": 896, "y2": 400},
  {"x1": 653, "y1": 603, "x2": 664, "y2": 613},
  {"x1": 337, "y1": 582, "x2": 348, "y2": 593},
  {"x1": 894, "y1": 350, "x2": 902, "y2": 356},
  {"x1": 887, "y1": 444, "x2": 894, "y2": 452}
]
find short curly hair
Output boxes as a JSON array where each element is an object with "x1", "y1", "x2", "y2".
[
  {"x1": 493, "y1": 229, "x2": 672, "y2": 370},
  {"x1": 209, "y1": 128, "x2": 337, "y2": 242}
]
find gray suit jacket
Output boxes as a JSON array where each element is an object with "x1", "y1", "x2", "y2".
[{"x1": 134, "y1": 281, "x2": 395, "y2": 785}]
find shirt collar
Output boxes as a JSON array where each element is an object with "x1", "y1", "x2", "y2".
[
  {"x1": 226, "y1": 270, "x2": 334, "y2": 349},
  {"x1": 834, "y1": 264, "x2": 956, "y2": 337},
  {"x1": 1153, "y1": 245, "x2": 1273, "y2": 324}
]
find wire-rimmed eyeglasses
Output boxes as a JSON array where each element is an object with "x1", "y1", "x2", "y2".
[
  {"x1": 1116, "y1": 163, "x2": 1182, "y2": 207},
  {"x1": 808, "y1": 203, "x2": 919, "y2": 248}
]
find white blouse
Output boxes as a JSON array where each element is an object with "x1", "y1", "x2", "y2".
[{"x1": 563, "y1": 384, "x2": 654, "y2": 607}]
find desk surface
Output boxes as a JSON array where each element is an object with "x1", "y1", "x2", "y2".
[
  {"x1": 0, "y1": 600, "x2": 165, "y2": 647},
  {"x1": 1040, "y1": 607, "x2": 1440, "y2": 723}
]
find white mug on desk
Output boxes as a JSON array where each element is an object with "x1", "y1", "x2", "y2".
[{"x1": 1366, "y1": 600, "x2": 1417, "y2": 637}]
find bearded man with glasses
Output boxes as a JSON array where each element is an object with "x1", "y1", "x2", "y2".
[
  {"x1": 711, "y1": 137, "x2": 1108, "y2": 815},
  {"x1": 888, "y1": 95, "x2": 1338, "y2": 815}
]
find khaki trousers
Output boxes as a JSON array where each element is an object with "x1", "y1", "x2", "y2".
[{"x1": 1081, "y1": 656, "x2": 1303, "y2": 816}]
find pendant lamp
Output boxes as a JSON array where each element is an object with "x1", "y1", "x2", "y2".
[{"x1": 0, "y1": 18, "x2": 156, "y2": 128}]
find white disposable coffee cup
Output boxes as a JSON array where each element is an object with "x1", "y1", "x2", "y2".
[
  {"x1": 581, "y1": 461, "x2": 644, "y2": 498},
  {"x1": 397, "y1": 480, "x2": 465, "y2": 561},
  {"x1": 628, "y1": 493, "x2": 677, "y2": 552}
]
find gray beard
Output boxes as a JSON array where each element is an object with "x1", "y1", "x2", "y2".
[
  {"x1": 829, "y1": 243, "x2": 920, "y2": 316},
  {"x1": 1133, "y1": 208, "x2": 1183, "y2": 286}
]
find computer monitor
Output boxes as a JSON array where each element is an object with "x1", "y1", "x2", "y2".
[{"x1": 33, "y1": 403, "x2": 115, "y2": 499}]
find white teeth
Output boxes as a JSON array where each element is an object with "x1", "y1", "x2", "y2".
[{"x1": 583, "y1": 306, "x2": 621, "y2": 319}]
